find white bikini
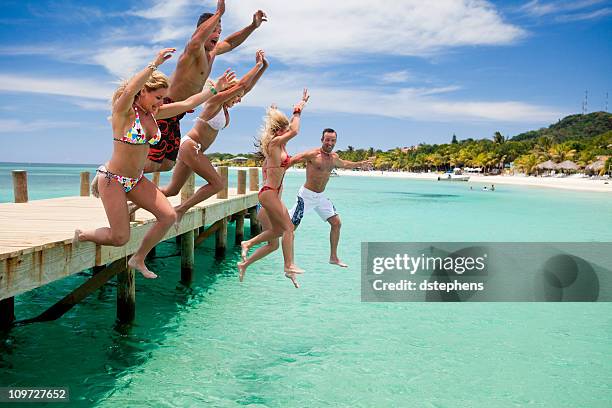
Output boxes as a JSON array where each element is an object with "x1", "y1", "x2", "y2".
[{"x1": 181, "y1": 107, "x2": 228, "y2": 154}]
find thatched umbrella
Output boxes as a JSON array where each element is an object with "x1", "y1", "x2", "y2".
[
  {"x1": 585, "y1": 160, "x2": 605, "y2": 173},
  {"x1": 536, "y1": 160, "x2": 557, "y2": 170},
  {"x1": 557, "y1": 160, "x2": 580, "y2": 172}
]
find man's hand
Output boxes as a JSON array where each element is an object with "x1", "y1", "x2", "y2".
[
  {"x1": 360, "y1": 159, "x2": 374, "y2": 170},
  {"x1": 252, "y1": 10, "x2": 268, "y2": 28},
  {"x1": 217, "y1": 0, "x2": 225, "y2": 16}
]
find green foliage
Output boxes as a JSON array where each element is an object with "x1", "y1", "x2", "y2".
[{"x1": 511, "y1": 112, "x2": 612, "y2": 142}]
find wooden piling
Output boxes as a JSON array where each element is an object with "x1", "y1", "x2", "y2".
[
  {"x1": 248, "y1": 206, "x2": 261, "y2": 235},
  {"x1": 215, "y1": 217, "x2": 228, "y2": 257},
  {"x1": 116, "y1": 264, "x2": 135, "y2": 324},
  {"x1": 0, "y1": 297, "x2": 15, "y2": 330},
  {"x1": 216, "y1": 166, "x2": 228, "y2": 199},
  {"x1": 235, "y1": 210, "x2": 245, "y2": 244},
  {"x1": 80, "y1": 171, "x2": 90, "y2": 196},
  {"x1": 237, "y1": 169, "x2": 247, "y2": 195},
  {"x1": 181, "y1": 230, "x2": 194, "y2": 284},
  {"x1": 180, "y1": 173, "x2": 196, "y2": 283},
  {"x1": 249, "y1": 168, "x2": 259, "y2": 191},
  {"x1": 12, "y1": 170, "x2": 28, "y2": 203},
  {"x1": 152, "y1": 172, "x2": 160, "y2": 186}
]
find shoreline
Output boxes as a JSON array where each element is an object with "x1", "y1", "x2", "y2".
[{"x1": 285, "y1": 168, "x2": 612, "y2": 193}]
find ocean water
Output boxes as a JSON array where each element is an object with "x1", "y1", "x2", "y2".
[{"x1": 1, "y1": 163, "x2": 611, "y2": 407}]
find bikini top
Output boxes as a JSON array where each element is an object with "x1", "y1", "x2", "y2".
[
  {"x1": 204, "y1": 107, "x2": 228, "y2": 131},
  {"x1": 262, "y1": 145, "x2": 291, "y2": 179},
  {"x1": 113, "y1": 105, "x2": 161, "y2": 145}
]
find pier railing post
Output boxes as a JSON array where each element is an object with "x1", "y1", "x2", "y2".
[
  {"x1": 12, "y1": 170, "x2": 28, "y2": 203},
  {"x1": 152, "y1": 172, "x2": 160, "y2": 187},
  {"x1": 0, "y1": 297, "x2": 15, "y2": 331},
  {"x1": 80, "y1": 171, "x2": 90, "y2": 196},
  {"x1": 117, "y1": 261, "x2": 135, "y2": 324},
  {"x1": 180, "y1": 173, "x2": 195, "y2": 284},
  {"x1": 235, "y1": 210, "x2": 245, "y2": 244},
  {"x1": 215, "y1": 217, "x2": 228, "y2": 257},
  {"x1": 237, "y1": 169, "x2": 246, "y2": 195},
  {"x1": 249, "y1": 168, "x2": 259, "y2": 192},
  {"x1": 216, "y1": 166, "x2": 228, "y2": 199}
]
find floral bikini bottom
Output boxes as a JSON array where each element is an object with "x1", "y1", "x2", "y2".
[{"x1": 96, "y1": 165, "x2": 143, "y2": 193}]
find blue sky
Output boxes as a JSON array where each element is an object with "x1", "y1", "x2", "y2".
[{"x1": 0, "y1": 0, "x2": 610, "y2": 164}]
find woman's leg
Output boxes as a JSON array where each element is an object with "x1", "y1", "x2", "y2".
[
  {"x1": 240, "y1": 191, "x2": 302, "y2": 287},
  {"x1": 159, "y1": 145, "x2": 194, "y2": 198},
  {"x1": 237, "y1": 207, "x2": 280, "y2": 281},
  {"x1": 174, "y1": 146, "x2": 224, "y2": 222},
  {"x1": 126, "y1": 177, "x2": 177, "y2": 278},
  {"x1": 76, "y1": 174, "x2": 131, "y2": 246}
]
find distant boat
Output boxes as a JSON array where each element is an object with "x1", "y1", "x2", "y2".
[
  {"x1": 437, "y1": 170, "x2": 469, "y2": 181},
  {"x1": 330, "y1": 169, "x2": 339, "y2": 177}
]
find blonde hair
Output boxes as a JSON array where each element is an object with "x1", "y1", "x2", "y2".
[
  {"x1": 258, "y1": 107, "x2": 290, "y2": 156},
  {"x1": 111, "y1": 71, "x2": 170, "y2": 108}
]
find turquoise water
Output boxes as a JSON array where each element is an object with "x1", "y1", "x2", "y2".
[{"x1": 1, "y1": 163, "x2": 611, "y2": 407}]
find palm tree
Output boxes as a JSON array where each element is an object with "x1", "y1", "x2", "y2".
[{"x1": 493, "y1": 131, "x2": 505, "y2": 144}]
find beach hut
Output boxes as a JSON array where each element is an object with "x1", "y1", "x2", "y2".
[
  {"x1": 557, "y1": 160, "x2": 580, "y2": 174},
  {"x1": 585, "y1": 160, "x2": 605, "y2": 174},
  {"x1": 536, "y1": 160, "x2": 557, "y2": 170}
]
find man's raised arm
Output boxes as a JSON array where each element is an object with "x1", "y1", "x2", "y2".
[
  {"x1": 289, "y1": 148, "x2": 319, "y2": 167},
  {"x1": 214, "y1": 10, "x2": 267, "y2": 55},
  {"x1": 185, "y1": 0, "x2": 225, "y2": 55},
  {"x1": 333, "y1": 155, "x2": 373, "y2": 170}
]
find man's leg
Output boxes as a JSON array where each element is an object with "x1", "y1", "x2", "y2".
[
  {"x1": 315, "y1": 195, "x2": 347, "y2": 268},
  {"x1": 327, "y1": 215, "x2": 347, "y2": 267}
]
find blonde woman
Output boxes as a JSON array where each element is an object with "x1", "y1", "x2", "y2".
[
  {"x1": 75, "y1": 48, "x2": 234, "y2": 279},
  {"x1": 238, "y1": 89, "x2": 310, "y2": 288},
  {"x1": 160, "y1": 49, "x2": 269, "y2": 223}
]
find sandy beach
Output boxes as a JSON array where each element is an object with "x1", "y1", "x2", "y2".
[{"x1": 283, "y1": 168, "x2": 612, "y2": 193}]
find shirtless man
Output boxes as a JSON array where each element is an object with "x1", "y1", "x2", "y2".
[
  {"x1": 288, "y1": 128, "x2": 372, "y2": 268},
  {"x1": 145, "y1": 0, "x2": 267, "y2": 172}
]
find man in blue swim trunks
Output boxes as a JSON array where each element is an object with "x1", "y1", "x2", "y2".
[{"x1": 288, "y1": 128, "x2": 372, "y2": 268}]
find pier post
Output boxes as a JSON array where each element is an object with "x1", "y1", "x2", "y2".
[
  {"x1": 12, "y1": 170, "x2": 28, "y2": 203},
  {"x1": 116, "y1": 262, "x2": 135, "y2": 324},
  {"x1": 216, "y1": 166, "x2": 228, "y2": 199},
  {"x1": 249, "y1": 168, "x2": 259, "y2": 191},
  {"x1": 235, "y1": 210, "x2": 245, "y2": 244},
  {"x1": 237, "y1": 169, "x2": 247, "y2": 195},
  {"x1": 0, "y1": 297, "x2": 15, "y2": 330},
  {"x1": 152, "y1": 172, "x2": 160, "y2": 186},
  {"x1": 248, "y1": 206, "x2": 261, "y2": 236},
  {"x1": 180, "y1": 173, "x2": 196, "y2": 284},
  {"x1": 80, "y1": 171, "x2": 90, "y2": 196},
  {"x1": 215, "y1": 217, "x2": 228, "y2": 257}
]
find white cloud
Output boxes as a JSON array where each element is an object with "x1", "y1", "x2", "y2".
[
  {"x1": 233, "y1": 71, "x2": 562, "y2": 123},
  {"x1": 0, "y1": 119, "x2": 84, "y2": 133},
  {"x1": 380, "y1": 70, "x2": 412, "y2": 84},
  {"x1": 218, "y1": 0, "x2": 525, "y2": 65},
  {"x1": 519, "y1": 0, "x2": 606, "y2": 17},
  {"x1": 91, "y1": 46, "x2": 161, "y2": 78},
  {"x1": 0, "y1": 74, "x2": 114, "y2": 100},
  {"x1": 556, "y1": 7, "x2": 612, "y2": 21}
]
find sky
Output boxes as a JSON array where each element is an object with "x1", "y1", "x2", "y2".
[{"x1": 0, "y1": 0, "x2": 610, "y2": 164}]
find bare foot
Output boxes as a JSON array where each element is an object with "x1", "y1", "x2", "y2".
[
  {"x1": 285, "y1": 272, "x2": 300, "y2": 288},
  {"x1": 237, "y1": 261, "x2": 247, "y2": 282},
  {"x1": 72, "y1": 229, "x2": 82, "y2": 249},
  {"x1": 128, "y1": 202, "x2": 140, "y2": 215},
  {"x1": 284, "y1": 264, "x2": 304, "y2": 274},
  {"x1": 240, "y1": 241, "x2": 250, "y2": 262},
  {"x1": 128, "y1": 256, "x2": 158, "y2": 279},
  {"x1": 329, "y1": 258, "x2": 348, "y2": 268}
]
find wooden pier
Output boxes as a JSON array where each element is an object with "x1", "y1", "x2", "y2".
[{"x1": 0, "y1": 167, "x2": 262, "y2": 330}]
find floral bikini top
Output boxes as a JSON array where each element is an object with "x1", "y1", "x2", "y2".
[{"x1": 113, "y1": 105, "x2": 161, "y2": 145}]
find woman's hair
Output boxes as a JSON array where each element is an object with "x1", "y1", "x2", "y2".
[
  {"x1": 111, "y1": 70, "x2": 170, "y2": 108},
  {"x1": 257, "y1": 106, "x2": 290, "y2": 156}
]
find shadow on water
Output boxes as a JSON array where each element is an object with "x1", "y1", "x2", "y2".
[
  {"x1": 384, "y1": 191, "x2": 460, "y2": 199},
  {"x1": 0, "y1": 222, "x2": 245, "y2": 406}
]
